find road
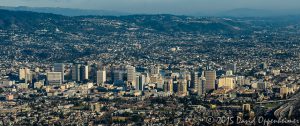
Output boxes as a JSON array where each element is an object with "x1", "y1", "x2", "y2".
[{"x1": 273, "y1": 91, "x2": 300, "y2": 125}]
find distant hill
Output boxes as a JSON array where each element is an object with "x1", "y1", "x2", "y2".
[
  {"x1": 0, "y1": 6, "x2": 129, "y2": 16},
  {"x1": 215, "y1": 8, "x2": 300, "y2": 17},
  {"x1": 0, "y1": 9, "x2": 247, "y2": 34},
  {"x1": 218, "y1": 8, "x2": 276, "y2": 17},
  {"x1": 1, "y1": 8, "x2": 300, "y2": 62},
  {"x1": 0, "y1": 9, "x2": 69, "y2": 31},
  {"x1": 2, "y1": 6, "x2": 300, "y2": 18}
]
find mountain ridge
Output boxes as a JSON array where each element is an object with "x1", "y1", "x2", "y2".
[
  {"x1": 0, "y1": 6, "x2": 129, "y2": 16},
  {"x1": 2, "y1": 6, "x2": 300, "y2": 17},
  {"x1": 0, "y1": 9, "x2": 246, "y2": 34},
  {"x1": 214, "y1": 8, "x2": 300, "y2": 17}
]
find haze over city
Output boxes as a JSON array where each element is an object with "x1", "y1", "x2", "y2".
[{"x1": 2, "y1": 0, "x2": 300, "y2": 15}]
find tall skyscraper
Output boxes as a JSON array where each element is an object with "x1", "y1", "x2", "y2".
[
  {"x1": 25, "y1": 72, "x2": 32, "y2": 84},
  {"x1": 198, "y1": 77, "x2": 206, "y2": 96},
  {"x1": 54, "y1": 63, "x2": 65, "y2": 83},
  {"x1": 72, "y1": 64, "x2": 81, "y2": 82},
  {"x1": 47, "y1": 72, "x2": 62, "y2": 85},
  {"x1": 233, "y1": 63, "x2": 237, "y2": 74},
  {"x1": 156, "y1": 75, "x2": 164, "y2": 89},
  {"x1": 204, "y1": 70, "x2": 216, "y2": 92},
  {"x1": 113, "y1": 70, "x2": 124, "y2": 82},
  {"x1": 19, "y1": 68, "x2": 26, "y2": 80},
  {"x1": 80, "y1": 65, "x2": 89, "y2": 81},
  {"x1": 89, "y1": 63, "x2": 97, "y2": 81},
  {"x1": 135, "y1": 76, "x2": 140, "y2": 90},
  {"x1": 164, "y1": 77, "x2": 173, "y2": 93},
  {"x1": 127, "y1": 66, "x2": 136, "y2": 86},
  {"x1": 191, "y1": 72, "x2": 198, "y2": 89},
  {"x1": 97, "y1": 70, "x2": 106, "y2": 85},
  {"x1": 178, "y1": 76, "x2": 188, "y2": 96},
  {"x1": 135, "y1": 74, "x2": 145, "y2": 91},
  {"x1": 19, "y1": 67, "x2": 30, "y2": 81}
]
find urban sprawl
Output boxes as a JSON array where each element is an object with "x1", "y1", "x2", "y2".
[{"x1": 1, "y1": 11, "x2": 300, "y2": 125}]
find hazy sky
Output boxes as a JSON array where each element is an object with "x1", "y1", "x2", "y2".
[{"x1": 1, "y1": 0, "x2": 300, "y2": 14}]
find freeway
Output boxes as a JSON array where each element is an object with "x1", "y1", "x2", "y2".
[
  {"x1": 256, "y1": 98, "x2": 297, "y2": 104},
  {"x1": 273, "y1": 91, "x2": 300, "y2": 123}
]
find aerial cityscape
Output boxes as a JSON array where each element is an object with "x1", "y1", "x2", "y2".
[{"x1": 1, "y1": 0, "x2": 300, "y2": 125}]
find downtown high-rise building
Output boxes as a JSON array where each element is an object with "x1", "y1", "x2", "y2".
[
  {"x1": 72, "y1": 64, "x2": 81, "y2": 82},
  {"x1": 127, "y1": 66, "x2": 136, "y2": 86},
  {"x1": 25, "y1": 72, "x2": 32, "y2": 84},
  {"x1": 204, "y1": 70, "x2": 216, "y2": 92},
  {"x1": 80, "y1": 65, "x2": 89, "y2": 81},
  {"x1": 113, "y1": 70, "x2": 124, "y2": 83},
  {"x1": 97, "y1": 70, "x2": 106, "y2": 85},
  {"x1": 198, "y1": 76, "x2": 206, "y2": 95},
  {"x1": 19, "y1": 67, "x2": 30, "y2": 81},
  {"x1": 135, "y1": 74, "x2": 145, "y2": 91},
  {"x1": 53, "y1": 63, "x2": 65, "y2": 83},
  {"x1": 232, "y1": 63, "x2": 237, "y2": 74},
  {"x1": 177, "y1": 75, "x2": 188, "y2": 96},
  {"x1": 191, "y1": 72, "x2": 198, "y2": 90},
  {"x1": 164, "y1": 77, "x2": 173, "y2": 93},
  {"x1": 47, "y1": 72, "x2": 62, "y2": 85}
]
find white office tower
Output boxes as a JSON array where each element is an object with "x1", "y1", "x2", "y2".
[
  {"x1": 19, "y1": 67, "x2": 30, "y2": 80},
  {"x1": 54, "y1": 63, "x2": 65, "y2": 83},
  {"x1": 47, "y1": 72, "x2": 62, "y2": 85},
  {"x1": 140, "y1": 74, "x2": 146, "y2": 91},
  {"x1": 97, "y1": 70, "x2": 106, "y2": 85},
  {"x1": 72, "y1": 64, "x2": 81, "y2": 82},
  {"x1": 84, "y1": 65, "x2": 89, "y2": 80},
  {"x1": 198, "y1": 77, "x2": 206, "y2": 96},
  {"x1": 80, "y1": 65, "x2": 89, "y2": 80},
  {"x1": 127, "y1": 66, "x2": 136, "y2": 86},
  {"x1": 233, "y1": 63, "x2": 237, "y2": 74},
  {"x1": 25, "y1": 72, "x2": 32, "y2": 84}
]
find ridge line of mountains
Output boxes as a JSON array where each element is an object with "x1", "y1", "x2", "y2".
[
  {"x1": 0, "y1": 8, "x2": 247, "y2": 34},
  {"x1": 0, "y1": 7, "x2": 300, "y2": 62},
  {"x1": 2, "y1": 6, "x2": 300, "y2": 17},
  {"x1": 0, "y1": 7, "x2": 300, "y2": 35}
]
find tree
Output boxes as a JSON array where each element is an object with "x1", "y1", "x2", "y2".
[{"x1": 0, "y1": 88, "x2": 4, "y2": 93}]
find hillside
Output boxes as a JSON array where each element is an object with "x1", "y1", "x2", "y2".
[
  {"x1": 0, "y1": 6, "x2": 128, "y2": 16},
  {"x1": 0, "y1": 9, "x2": 247, "y2": 34},
  {"x1": 0, "y1": 9, "x2": 299, "y2": 62}
]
